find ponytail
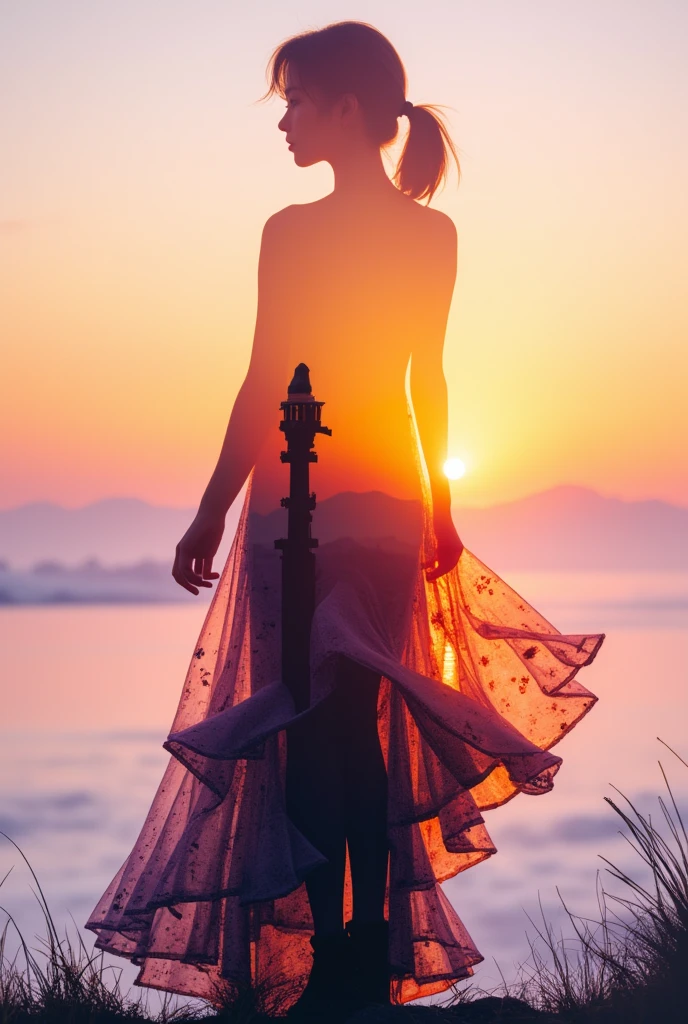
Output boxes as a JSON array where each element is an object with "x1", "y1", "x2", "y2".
[{"x1": 393, "y1": 103, "x2": 461, "y2": 203}]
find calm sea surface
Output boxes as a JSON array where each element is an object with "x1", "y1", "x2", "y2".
[{"x1": 1, "y1": 572, "x2": 687, "y2": 1012}]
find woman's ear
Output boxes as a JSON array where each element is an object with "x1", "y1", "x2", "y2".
[{"x1": 338, "y1": 91, "x2": 361, "y2": 125}]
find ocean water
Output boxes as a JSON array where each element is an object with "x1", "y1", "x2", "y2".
[{"x1": 0, "y1": 572, "x2": 687, "y2": 1012}]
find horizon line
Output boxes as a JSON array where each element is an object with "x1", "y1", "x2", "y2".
[{"x1": 2, "y1": 483, "x2": 688, "y2": 514}]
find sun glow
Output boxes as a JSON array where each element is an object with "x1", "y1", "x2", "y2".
[{"x1": 444, "y1": 458, "x2": 466, "y2": 481}]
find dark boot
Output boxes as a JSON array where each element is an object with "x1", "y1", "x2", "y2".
[
  {"x1": 286, "y1": 929, "x2": 355, "y2": 1021},
  {"x1": 345, "y1": 918, "x2": 391, "y2": 1009}
]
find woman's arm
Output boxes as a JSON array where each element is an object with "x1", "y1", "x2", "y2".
[
  {"x1": 409, "y1": 212, "x2": 464, "y2": 581},
  {"x1": 172, "y1": 209, "x2": 293, "y2": 594}
]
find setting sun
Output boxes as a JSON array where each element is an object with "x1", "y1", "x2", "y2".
[{"x1": 444, "y1": 458, "x2": 466, "y2": 480}]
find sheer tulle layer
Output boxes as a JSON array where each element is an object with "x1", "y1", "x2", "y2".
[{"x1": 85, "y1": 473, "x2": 603, "y2": 1010}]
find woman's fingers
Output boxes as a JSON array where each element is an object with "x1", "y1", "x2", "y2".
[
  {"x1": 189, "y1": 555, "x2": 213, "y2": 587},
  {"x1": 172, "y1": 556, "x2": 199, "y2": 595},
  {"x1": 172, "y1": 545, "x2": 212, "y2": 595},
  {"x1": 171, "y1": 514, "x2": 223, "y2": 594},
  {"x1": 201, "y1": 556, "x2": 220, "y2": 580},
  {"x1": 426, "y1": 560, "x2": 452, "y2": 581},
  {"x1": 424, "y1": 542, "x2": 464, "y2": 582},
  {"x1": 173, "y1": 563, "x2": 202, "y2": 594},
  {"x1": 424, "y1": 561, "x2": 445, "y2": 582}
]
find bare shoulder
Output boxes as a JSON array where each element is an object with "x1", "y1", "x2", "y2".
[
  {"x1": 416, "y1": 206, "x2": 457, "y2": 250},
  {"x1": 261, "y1": 199, "x2": 336, "y2": 251},
  {"x1": 407, "y1": 207, "x2": 457, "y2": 296},
  {"x1": 262, "y1": 204, "x2": 301, "y2": 241}
]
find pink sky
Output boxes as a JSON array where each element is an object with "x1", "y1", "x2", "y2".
[{"x1": 2, "y1": 1, "x2": 687, "y2": 509}]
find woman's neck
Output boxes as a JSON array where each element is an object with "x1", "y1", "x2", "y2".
[{"x1": 329, "y1": 146, "x2": 401, "y2": 204}]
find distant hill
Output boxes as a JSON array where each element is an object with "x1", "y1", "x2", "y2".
[
  {"x1": 0, "y1": 486, "x2": 686, "y2": 572},
  {"x1": 454, "y1": 485, "x2": 688, "y2": 570},
  {"x1": 0, "y1": 498, "x2": 242, "y2": 570}
]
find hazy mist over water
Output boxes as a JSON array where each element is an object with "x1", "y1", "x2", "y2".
[{"x1": 0, "y1": 580, "x2": 686, "y2": 1011}]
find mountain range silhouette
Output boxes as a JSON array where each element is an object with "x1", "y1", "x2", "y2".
[{"x1": 1, "y1": 485, "x2": 686, "y2": 571}]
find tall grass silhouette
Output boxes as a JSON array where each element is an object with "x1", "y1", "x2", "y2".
[
  {"x1": 0, "y1": 831, "x2": 204, "y2": 1022},
  {"x1": 434, "y1": 737, "x2": 688, "y2": 1022},
  {"x1": 1, "y1": 737, "x2": 686, "y2": 1022}
]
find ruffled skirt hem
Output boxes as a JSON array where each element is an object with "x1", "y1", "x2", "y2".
[{"x1": 85, "y1": 480, "x2": 604, "y2": 1009}]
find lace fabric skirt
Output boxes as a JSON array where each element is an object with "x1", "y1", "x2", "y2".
[{"x1": 84, "y1": 469, "x2": 604, "y2": 1010}]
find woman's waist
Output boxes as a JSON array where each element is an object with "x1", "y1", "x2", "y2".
[{"x1": 253, "y1": 432, "x2": 421, "y2": 497}]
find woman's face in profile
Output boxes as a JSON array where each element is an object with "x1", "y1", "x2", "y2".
[{"x1": 278, "y1": 67, "x2": 339, "y2": 168}]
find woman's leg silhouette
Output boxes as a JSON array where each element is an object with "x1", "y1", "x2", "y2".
[
  {"x1": 341, "y1": 662, "x2": 389, "y2": 924},
  {"x1": 285, "y1": 659, "x2": 388, "y2": 935}
]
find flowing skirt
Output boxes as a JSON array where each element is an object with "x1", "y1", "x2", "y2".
[{"x1": 85, "y1": 447, "x2": 604, "y2": 1010}]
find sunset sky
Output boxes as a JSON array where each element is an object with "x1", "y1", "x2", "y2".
[{"x1": 2, "y1": 0, "x2": 687, "y2": 511}]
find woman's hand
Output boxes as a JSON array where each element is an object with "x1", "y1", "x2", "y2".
[
  {"x1": 172, "y1": 511, "x2": 225, "y2": 595},
  {"x1": 423, "y1": 515, "x2": 464, "y2": 582}
]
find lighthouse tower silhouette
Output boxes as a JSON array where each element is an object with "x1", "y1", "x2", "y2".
[{"x1": 274, "y1": 363, "x2": 331, "y2": 713}]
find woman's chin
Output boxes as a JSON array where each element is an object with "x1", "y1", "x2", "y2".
[{"x1": 291, "y1": 150, "x2": 319, "y2": 168}]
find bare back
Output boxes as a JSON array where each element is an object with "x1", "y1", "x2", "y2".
[{"x1": 250, "y1": 193, "x2": 456, "y2": 513}]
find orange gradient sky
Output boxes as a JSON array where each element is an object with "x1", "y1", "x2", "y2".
[{"x1": 2, "y1": 1, "x2": 687, "y2": 510}]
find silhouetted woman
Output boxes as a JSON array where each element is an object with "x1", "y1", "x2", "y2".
[{"x1": 86, "y1": 21, "x2": 604, "y2": 1023}]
